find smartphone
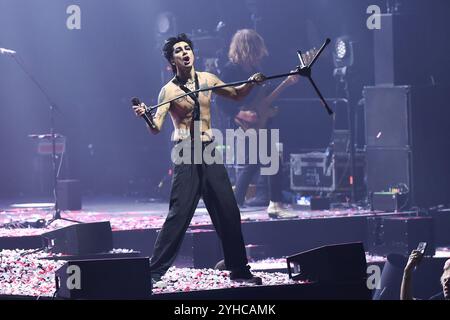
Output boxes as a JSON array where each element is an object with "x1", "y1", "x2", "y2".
[{"x1": 417, "y1": 242, "x2": 427, "y2": 254}]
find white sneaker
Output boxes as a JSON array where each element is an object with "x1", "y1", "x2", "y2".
[{"x1": 267, "y1": 202, "x2": 297, "y2": 219}]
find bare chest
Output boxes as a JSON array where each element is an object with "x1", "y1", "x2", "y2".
[{"x1": 170, "y1": 87, "x2": 211, "y2": 119}]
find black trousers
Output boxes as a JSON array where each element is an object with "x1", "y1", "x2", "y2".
[{"x1": 149, "y1": 142, "x2": 249, "y2": 279}]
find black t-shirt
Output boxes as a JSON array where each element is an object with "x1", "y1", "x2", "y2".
[{"x1": 216, "y1": 62, "x2": 267, "y2": 120}]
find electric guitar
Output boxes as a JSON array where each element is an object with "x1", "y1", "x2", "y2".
[{"x1": 234, "y1": 48, "x2": 318, "y2": 131}]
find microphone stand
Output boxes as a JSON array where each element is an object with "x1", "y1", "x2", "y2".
[
  {"x1": 8, "y1": 53, "x2": 81, "y2": 227},
  {"x1": 144, "y1": 38, "x2": 334, "y2": 116},
  {"x1": 335, "y1": 69, "x2": 357, "y2": 205}
]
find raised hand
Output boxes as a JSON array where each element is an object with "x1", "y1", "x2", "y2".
[
  {"x1": 302, "y1": 47, "x2": 318, "y2": 67},
  {"x1": 283, "y1": 69, "x2": 300, "y2": 86},
  {"x1": 404, "y1": 250, "x2": 424, "y2": 273},
  {"x1": 249, "y1": 72, "x2": 266, "y2": 84}
]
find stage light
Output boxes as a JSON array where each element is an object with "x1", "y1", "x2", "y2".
[
  {"x1": 156, "y1": 11, "x2": 176, "y2": 35},
  {"x1": 333, "y1": 36, "x2": 354, "y2": 69},
  {"x1": 335, "y1": 39, "x2": 347, "y2": 60}
]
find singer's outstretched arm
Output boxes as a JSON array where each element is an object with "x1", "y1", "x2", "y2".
[
  {"x1": 149, "y1": 87, "x2": 171, "y2": 134},
  {"x1": 207, "y1": 72, "x2": 264, "y2": 101}
]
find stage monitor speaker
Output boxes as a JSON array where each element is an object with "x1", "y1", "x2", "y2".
[
  {"x1": 42, "y1": 221, "x2": 113, "y2": 255},
  {"x1": 55, "y1": 257, "x2": 151, "y2": 299},
  {"x1": 286, "y1": 242, "x2": 367, "y2": 284}
]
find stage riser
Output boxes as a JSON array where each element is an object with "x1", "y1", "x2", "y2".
[
  {"x1": 0, "y1": 283, "x2": 371, "y2": 300},
  {"x1": 154, "y1": 283, "x2": 371, "y2": 300},
  {"x1": 2, "y1": 214, "x2": 450, "y2": 270},
  {"x1": 240, "y1": 217, "x2": 369, "y2": 258},
  {"x1": 0, "y1": 216, "x2": 375, "y2": 268}
]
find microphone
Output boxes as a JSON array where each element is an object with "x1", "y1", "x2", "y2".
[
  {"x1": 0, "y1": 48, "x2": 16, "y2": 55},
  {"x1": 131, "y1": 97, "x2": 156, "y2": 129}
]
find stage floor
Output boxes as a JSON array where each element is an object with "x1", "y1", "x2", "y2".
[
  {"x1": 0, "y1": 248, "x2": 295, "y2": 298},
  {"x1": 0, "y1": 195, "x2": 384, "y2": 237},
  {"x1": 0, "y1": 248, "x2": 448, "y2": 299},
  {"x1": 1, "y1": 195, "x2": 448, "y2": 299}
]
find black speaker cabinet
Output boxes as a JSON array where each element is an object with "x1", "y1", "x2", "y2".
[
  {"x1": 366, "y1": 148, "x2": 410, "y2": 195},
  {"x1": 55, "y1": 257, "x2": 151, "y2": 299},
  {"x1": 57, "y1": 179, "x2": 81, "y2": 210},
  {"x1": 373, "y1": 11, "x2": 450, "y2": 87},
  {"x1": 42, "y1": 221, "x2": 113, "y2": 255},
  {"x1": 364, "y1": 85, "x2": 450, "y2": 208},
  {"x1": 364, "y1": 86, "x2": 410, "y2": 148},
  {"x1": 374, "y1": 14, "x2": 427, "y2": 86},
  {"x1": 367, "y1": 216, "x2": 435, "y2": 257},
  {"x1": 429, "y1": 207, "x2": 450, "y2": 247}
]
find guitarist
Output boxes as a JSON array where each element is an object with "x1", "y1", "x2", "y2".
[{"x1": 217, "y1": 29, "x2": 299, "y2": 219}]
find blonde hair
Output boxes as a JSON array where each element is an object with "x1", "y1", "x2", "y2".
[
  {"x1": 445, "y1": 259, "x2": 450, "y2": 271},
  {"x1": 228, "y1": 29, "x2": 268, "y2": 67}
]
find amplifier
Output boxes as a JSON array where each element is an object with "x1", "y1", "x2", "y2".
[{"x1": 371, "y1": 192, "x2": 409, "y2": 212}]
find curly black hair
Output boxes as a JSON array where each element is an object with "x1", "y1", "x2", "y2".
[{"x1": 162, "y1": 33, "x2": 194, "y2": 74}]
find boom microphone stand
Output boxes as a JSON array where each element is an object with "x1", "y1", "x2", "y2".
[
  {"x1": 3, "y1": 49, "x2": 81, "y2": 227},
  {"x1": 142, "y1": 38, "x2": 334, "y2": 116},
  {"x1": 44, "y1": 105, "x2": 80, "y2": 226}
]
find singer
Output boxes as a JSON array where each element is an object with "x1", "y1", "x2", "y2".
[{"x1": 132, "y1": 33, "x2": 265, "y2": 286}]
